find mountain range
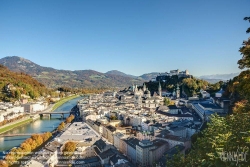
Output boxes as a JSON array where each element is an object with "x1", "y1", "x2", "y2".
[
  {"x1": 0, "y1": 56, "x2": 149, "y2": 89},
  {"x1": 0, "y1": 56, "x2": 239, "y2": 88},
  {"x1": 199, "y1": 73, "x2": 239, "y2": 80},
  {"x1": 198, "y1": 73, "x2": 239, "y2": 84}
]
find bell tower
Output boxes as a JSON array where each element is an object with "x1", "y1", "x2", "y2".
[
  {"x1": 143, "y1": 83, "x2": 147, "y2": 92},
  {"x1": 176, "y1": 84, "x2": 180, "y2": 98}
]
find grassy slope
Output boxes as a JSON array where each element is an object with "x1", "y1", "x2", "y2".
[
  {"x1": 0, "y1": 118, "x2": 33, "y2": 134},
  {"x1": 51, "y1": 95, "x2": 80, "y2": 111}
]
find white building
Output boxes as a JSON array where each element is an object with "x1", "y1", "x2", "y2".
[
  {"x1": 215, "y1": 89, "x2": 224, "y2": 98},
  {"x1": 200, "y1": 90, "x2": 210, "y2": 98},
  {"x1": 129, "y1": 115, "x2": 147, "y2": 127},
  {"x1": 0, "y1": 105, "x2": 25, "y2": 121},
  {"x1": 22, "y1": 102, "x2": 47, "y2": 113},
  {"x1": 83, "y1": 114, "x2": 100, "y2": 122}
]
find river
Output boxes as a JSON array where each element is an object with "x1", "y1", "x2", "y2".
[{"x1": 0, "y1": 96, "x2": 83, "y2": 158}]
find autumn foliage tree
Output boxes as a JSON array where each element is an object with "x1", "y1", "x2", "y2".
[
  {"x1": 63, "y1": 141, "x2": 76, "y2": 157},
  {"x1": 0, "y1": 160, "x2": 8, "y2": 167},
  {"x1": 57, "y1": 121, "x2": 65, "y2": 131},
  {"x1": 4, "y1": 132, "x2": 52, "y2": 165},
  {"x1": 166, "y1": 114, "x2": 250, "y2": 167},
  {"x1": 166, "y1": 17, "x2": 250, "y2": 167},
  {"x1": 66, "y1": 114, "x2": 75, "y2": 123},
  {"x1": 31, "y1": 134, "x2": 44, "y2": 146},
  {"x1": 224, "y1": 17, "x2": 250, "y2": 112},
  {"x1": 0, "y1": 65, "x2": 51, "y2": 102}
]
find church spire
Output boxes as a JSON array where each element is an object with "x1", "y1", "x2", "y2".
[
  {"x1": 143, "y1": 83, "x2": 147, "y2": 92},
  {"x1": 158, "y1": 81, "x2": 162, "y2": 97}
]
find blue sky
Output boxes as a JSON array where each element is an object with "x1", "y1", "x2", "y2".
[{"x1": 0, "y1": 0, "x2": 249, "y2": 76}]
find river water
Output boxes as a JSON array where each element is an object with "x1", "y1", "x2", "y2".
[{"x1": 0, "y1": 97, "x2": 82, "y2": 156}]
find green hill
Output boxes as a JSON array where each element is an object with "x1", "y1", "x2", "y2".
[
  {"x1": 0, "y1": 65, "x2": 50, "y2": 102},
  {"x1": 0, "y1": 56, "x2": 144, "y2": 89}
]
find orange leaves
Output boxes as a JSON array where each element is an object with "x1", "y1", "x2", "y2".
[{"x1": 233, "y1": 100, "x2": 249, "y2": 114}]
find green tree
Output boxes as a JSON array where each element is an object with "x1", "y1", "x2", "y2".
[
  {"x1": 110, "y1": 115, "x2": 118, "y2": 120},
  {"x1": 167, "y1": 114, "x2": 250, "y2": 167},
  {"x1": 238, "y1": 17, "x2": 250, "y2": 69},
  {"x1": 15, "y1": 90, "x2": 21, "y2": 99},
  {"x1": 167, "y1": 18, "x2": 250, "y2": 167},
  {"x1": 163, "y1": 97, "x2": 170, "y2": 106},
  {"x1": 182, "y1": 78, "x2": 200, "y2": 96},
  {"x1": 28, "y1": 90, "x2": 34, "y2": 99}
]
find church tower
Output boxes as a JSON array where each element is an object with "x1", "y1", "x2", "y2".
[
  {"x1": 158, "y1": 81, "x2": 162, "y2": 97},
  {"x1": 132, "y1": 84, "x2": 135, "y2": 92},
  {"x1": 176, "y1": 84, "x2": 180, "y2": 98},
  {"x1": 172, "y1": 89, "x2": 176, "y2": 97},
  {"x1": 143, "y1": 83, "x2": 147, "y2": 92},
  {"x1": 134, "y1": 85, "x2": 138, "y2": 93}
]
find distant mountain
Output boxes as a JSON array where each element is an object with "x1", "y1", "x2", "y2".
[
  {"x1": 199, "y1": 73, "x2": 239, "y2": 82},
  {"x1": 139, "y1": 72, "x2": 159, "y2": 81},
  {"x1": 200, "y1": 79, "x2": 224, "y2": 84},
  {"x1": 106, "y1": 70, "x2": 160, "y2": 81},
  {"x1": 105, "y1": 70, "x2": 136, "y2": 78},
  {"x1": 0, "y1": 56, "x2": 144, "y2": 88}
]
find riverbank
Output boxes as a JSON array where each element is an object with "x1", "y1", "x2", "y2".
[
  {"x1": 0, "y1": 96, "x2": 83, "y2": 159},
  {"x1": 0, "y1": 95, "x2": 79, "y2": 135},
  {"x1": 0, "y1": 118, "x2": 33, "y2": 134},
  {"x1": 51, "y1": 94, "x2": 80, "y2": 111}
]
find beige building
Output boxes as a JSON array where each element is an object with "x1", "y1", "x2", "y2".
[
  {"x1": 102, "y1": 125, "x2": 127, "y2": 144},
  {"x1": 114, "y1": 132, "x2": 130, "y2": 152},
  {"x1": 136, "y1": 139, "x2": 168, "y2": 167},
  {"x1": 109, "y1": 120, "x2": 122, "y2": 127},
  {"x1": 148, "y1": 140, "x2": 168, "y2": 165},
  {"x1": 102, "y1": 125, "x2": 117, "y2": 144},
  {"x1": 155, "y1": 134, "x2": 191, "y2": 150},
  {"x1": 76, "y1": 142, "x2": 96, "y2": 159}
]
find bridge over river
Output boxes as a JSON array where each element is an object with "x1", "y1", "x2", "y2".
[
  {"x1": 0, "y1": 96, "x2": 83, "y2": 153},
  {"x1": 30, "y1": 111, "x2": 72, "y2": 119}
]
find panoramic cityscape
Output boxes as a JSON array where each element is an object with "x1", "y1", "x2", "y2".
[{"x1": 0, "y1": 1, "x2": 250, "y2": 167}]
